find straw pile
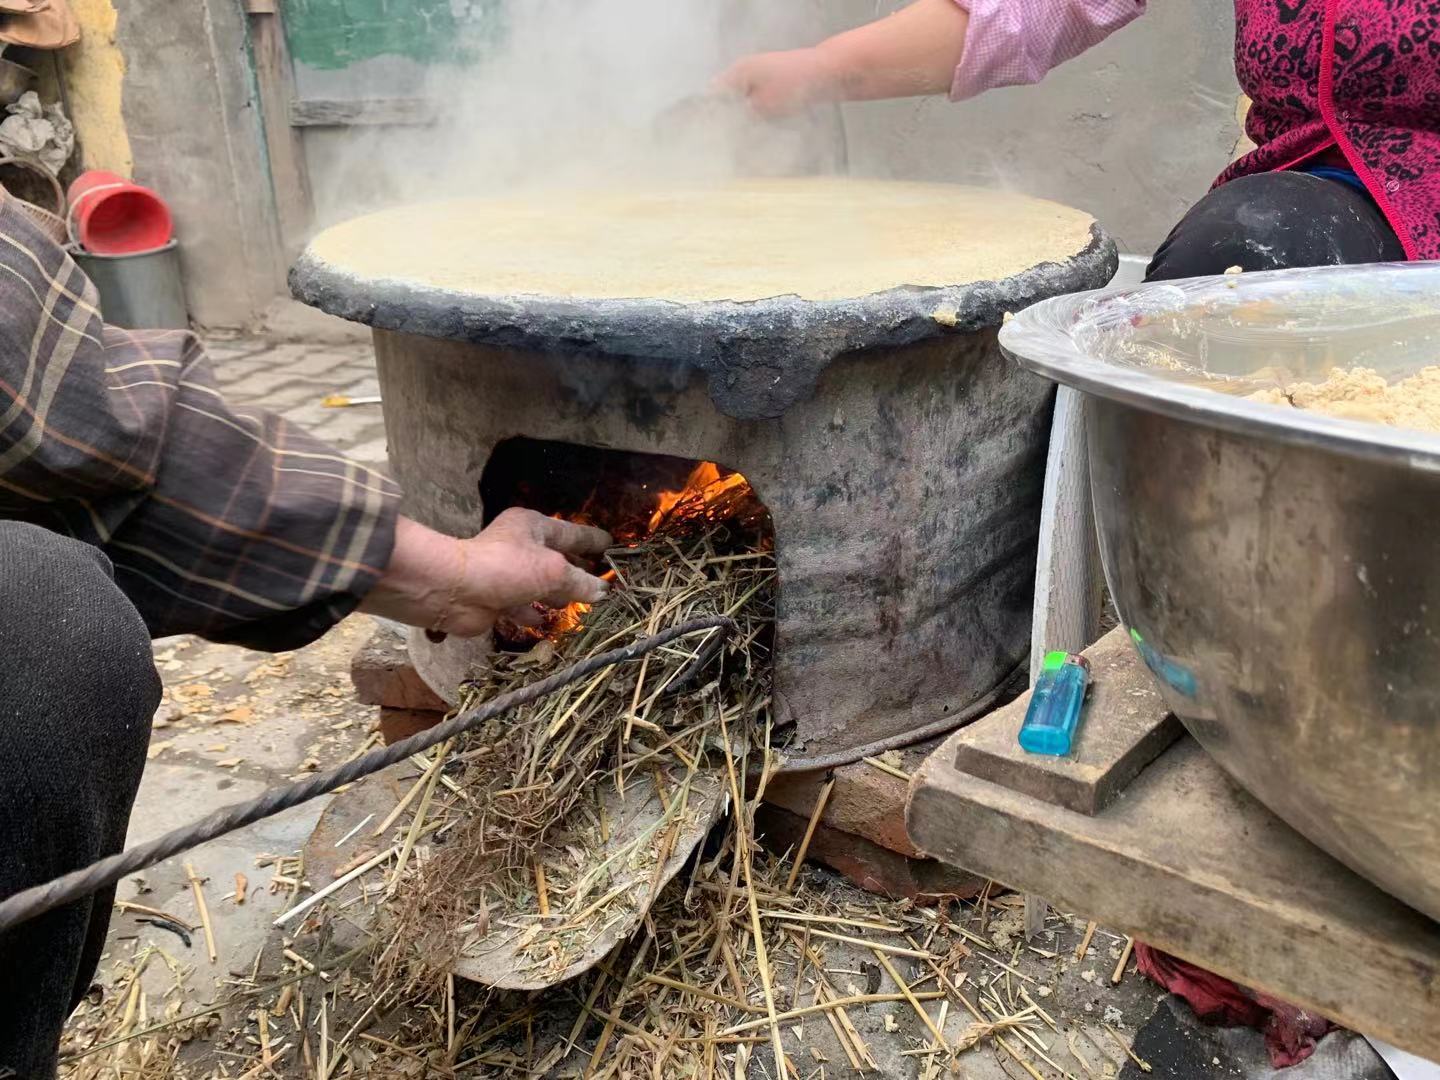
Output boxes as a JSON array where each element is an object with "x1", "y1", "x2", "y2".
[
  {"x1": 376, "y1": 468, "x2": 778, "y2": 998},
  {"x1": 57, "y1": 466, "x2": 1125, "y2": 1078}
]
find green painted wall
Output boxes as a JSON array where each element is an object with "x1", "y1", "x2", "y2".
[{"x1": 285, "y1": 0, "x2": 505, "y2": 71}]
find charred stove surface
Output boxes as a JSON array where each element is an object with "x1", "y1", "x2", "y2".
[
  {"x1": 369, "y1": 328, "x2": 1059, "y2": 767},
  {"x1": 291, "y1": 181, "x2": 1116, "y2": 764}
]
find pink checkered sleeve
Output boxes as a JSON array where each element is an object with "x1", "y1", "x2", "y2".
[{"x1": 949, "y1": 0, "x2": 1146, "y2": 101}]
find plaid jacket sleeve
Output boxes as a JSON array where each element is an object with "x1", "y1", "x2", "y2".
[{"x1": 0, "y1": 194, "x2": 400, "y2": 651}]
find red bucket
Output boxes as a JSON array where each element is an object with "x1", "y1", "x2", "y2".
[{"x1": 66, "y1": 170, "x2": 173, "y2": 255}]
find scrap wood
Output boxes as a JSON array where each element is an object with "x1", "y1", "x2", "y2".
[
  {"x1": 183, "y1": 862, "x2": 217, "y2": 964},
  {"x1": 134, "y1": 916, "x2": 191, "y2": 949},
  {"x1": 830, "y1": 995, "x2": 878, "y2": 1072},
  {"x1": 386, "y1": 737, "x2": 451, "y2": 894},
  {"x1": 112, "y1": 900, "x2": 195, "y2": 929},
  {"x1": 720, "y1": 991, "x2": 947, "y2": 1035},
  {"x1": 370, "y1": 761, "x2": 435, "y2": 839},
  {"x1": 902, "y1": 930, "x2": 1067, "y2": 1080},
  {"x1": 783, "y1": 775, "x2": 834, "y2": 892},
  {"x1": 1112, "y1": 935, "x2": 1135, "y2": 985},
  {"x1": 979, "y1": 1001, "x2": 1077, "y2": 1077},
  {"x1": 718, "y1": 708, "x2": 788, "y2": 1080},
  {"x1": 862, "y1": 755, "x2": 913, "y2": 782},
  {"x1": 811, "y1": 981, "x2": 865, "y2": 1071},
  {"x1": 1075, "y1": 919, "x2": 1098, "y2": 959},
  {"x1": 766, "y1": 909, "x2": 902, "y2": 934},
  {"x1": 374, "y1": 501, "x2": 777, "y2": 1009},
  {"x1": 806, "y1": 928, "x2": 935, "y2": 958},
  {"x1": 1021, "y1": 985, "x2": 1059, "y2": 1030},
  {"x1": 872, "y1": 950, "x2": 951, "y2": 1053},
  {"x1": 59, "y1": 940, "x2": 369, "y2": 1073},
  {"x1": 273, "y1": 847, "x2": 393, "y2": 927},
  {"x1": 332, "y1": 812, "x2": 374, "y2": 848},
  {"x1": 643, "y1": 973, "x2": 766, "y2": 1014},
  {"x1": 1068, "y1": 1030, "x2": 1101, "y2": 1078},
  {"x1": 995, "y1": 1037, "x2": 1052, "y2": 1080},
  {"x1": 58, "y1": 468, "x2": 1168, "y2": 1078},
  {"x1": 922, "y1": 1002, "x2": 952, "y2": 1079}
]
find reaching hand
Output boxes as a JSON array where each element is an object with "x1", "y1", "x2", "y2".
[
  {"x1": 362, "y1": 510, "x2": 612, "y2": 638},
  {"x1": 715, "y1": 1, "x2": 970, "y2": 116},
  {"x1": 714, "y1": 47, "x2": 843, "y2": 119}
]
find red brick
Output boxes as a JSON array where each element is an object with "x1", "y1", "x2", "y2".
[
  {"x1": 755, "y1": 804, "x2": 984, "y2": 902},
  {"x1": 351, "y1": 624, "x2": 449, "y2": 712},
  {"x1": 763, "y1": 742, "x2": 938, "y2": 860},
  {"x1": 378, "y1": 706, "x2": 444, "y2": 745}
]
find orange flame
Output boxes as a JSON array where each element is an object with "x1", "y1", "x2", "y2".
[
  {"x1": 646, "y1": 462, "x2": 752, "y2": 534},
  {"x1": 543, "y1": 462, "x2": 758, "y2": 639},
  {"x1": 549, "y1": 601, "x2": 590, "y2": 636}
]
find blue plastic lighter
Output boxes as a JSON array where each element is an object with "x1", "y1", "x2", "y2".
[{"x1": 1018, "y1": 651, "x2": 1092, "y2": 756}]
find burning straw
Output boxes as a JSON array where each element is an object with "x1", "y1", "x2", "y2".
[{"x1": 377, "y1": 463, "x2": 777, "y2": 996}]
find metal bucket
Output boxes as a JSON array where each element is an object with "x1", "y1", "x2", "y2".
[
  {"x1": 73, "y1": 240, "x2": 188, "y2": 330},
  {"x1": 1000, "y1": 261, "x2": 1440, "y2": 921}
]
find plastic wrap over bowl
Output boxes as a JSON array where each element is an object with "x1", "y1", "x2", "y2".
[{"x1": 1000, "y1": 262, "x2": 1440, "y2": 921}]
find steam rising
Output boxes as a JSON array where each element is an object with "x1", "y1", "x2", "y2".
[{"x1": 308, "y1": 0, "x2": 850, "y2": 228}]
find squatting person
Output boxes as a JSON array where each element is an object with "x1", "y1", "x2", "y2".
[{"x1": 0, "y1": 195, "x2": 612, "y2": 1076}]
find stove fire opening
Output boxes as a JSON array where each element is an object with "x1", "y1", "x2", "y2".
[{"x1": 479, "y1": 437, "x2": 775, "y2": 647}]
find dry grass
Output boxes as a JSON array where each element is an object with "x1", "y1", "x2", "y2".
[
  {"x1": 57, "y1": 473, "x2": 1101, "y2": 1079},
  {"x1": 376, "y1": 480, "x2": 777, "y2": 998},
  {"x1": 59, "y1": 946, "x2": 216, "y2": 1079}
]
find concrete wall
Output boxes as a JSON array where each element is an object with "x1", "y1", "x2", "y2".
[
  {"x1": 821, "y1": 0, "x2": 1243, "y2": 257},
  {"x1": 290, "y1": 0, "x2": 1242, "y2": 258},
  {"x1": 61, "y1": 0, "x2": 285, "y2": 328}
]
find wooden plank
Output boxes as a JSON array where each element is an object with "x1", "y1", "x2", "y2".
[
  {"x1": 907, "y1": 734, "x2": 1440, "y2": 1061},
  {"x1": 247, "y1": 7, "x2": 312, "y2": 256},
  {"x1": 289, "y1": 97, "x2": 439, "y2": 128},
  {"x1": 953, "y1": 627, "x2": 1181, "y2": 815}
]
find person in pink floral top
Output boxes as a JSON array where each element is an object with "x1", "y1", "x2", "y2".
[{"x1": 720, "y1": 0, "x2": 1437, "y2": 279}]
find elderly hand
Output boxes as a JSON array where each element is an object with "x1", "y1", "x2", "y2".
[
  {"x1": 714, "y1": 47, "x2": 844, "y2": 119},
  {"x1": 362, "y1": 509, "x2": 612, "y2": 638}
]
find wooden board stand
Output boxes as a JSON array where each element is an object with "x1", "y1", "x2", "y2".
[{"x1": 907, "y1": 628, "x2": 1440, "y2": 1061}]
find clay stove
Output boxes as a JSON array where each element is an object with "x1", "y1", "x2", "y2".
[{"x1": 292, "y1": 179, "x2": 1116, "y2": 767}]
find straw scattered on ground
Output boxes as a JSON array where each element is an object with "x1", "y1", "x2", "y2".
[
  {"x1": 59, "y1": 467, "x2": 1143, "y2": 1078},
  {"x1": 378, "y1": 474, "x2": 778, "y2": 997}
]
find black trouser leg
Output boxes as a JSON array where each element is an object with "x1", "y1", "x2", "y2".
[
  {"x1": 0, "y1": 522, "x2": 159, "y2": 1078},
  {"x1": 1145, "y1": 172, "x2": 1406, "y2": 282}
]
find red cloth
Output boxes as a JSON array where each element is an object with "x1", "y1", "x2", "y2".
[{"x1": 1134, "y1": 944, "x2": 1335, "y2": 1068}]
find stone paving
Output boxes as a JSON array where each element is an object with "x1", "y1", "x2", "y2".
[{"x1": 204, "y1": 337, "x2": 388, "y2": 465}]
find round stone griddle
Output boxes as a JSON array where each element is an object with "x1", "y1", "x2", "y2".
[{"x1": 291, "y1": 179, "x2": 1116, "y2": 419}]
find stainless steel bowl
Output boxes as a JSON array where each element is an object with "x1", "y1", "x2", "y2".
[{"x1": 1000, "y1": 262, "x2": 1440, "y2": 921}]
